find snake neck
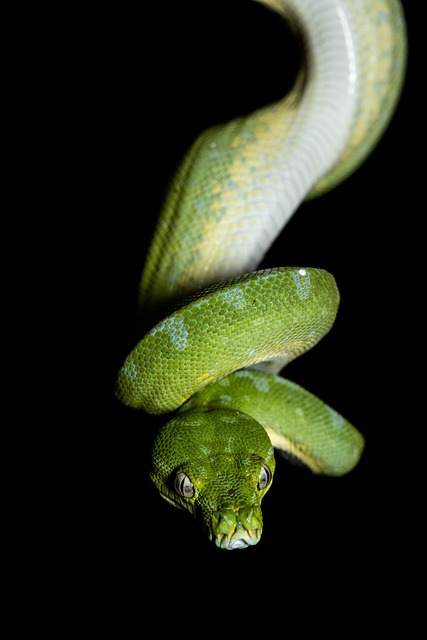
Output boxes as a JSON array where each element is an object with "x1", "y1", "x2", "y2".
[{"x1": 138, "y1": 0, "x2": 406, "y2": 314}]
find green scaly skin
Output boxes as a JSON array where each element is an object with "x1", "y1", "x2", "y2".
[
  {"x1": 116, "y1": 0, "x2": 407, "y2": 549},
  {"x1": 117, "y1": 268, "x2": 340, "y2": 413}
]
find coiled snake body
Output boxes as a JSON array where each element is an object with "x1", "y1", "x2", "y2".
[{"x1": 116, "y1": 0, "x2": 407, "y2": 549}]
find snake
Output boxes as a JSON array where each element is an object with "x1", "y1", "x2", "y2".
[{"x1": 116, "y1": 0, "x2": 407, "y2": 549}]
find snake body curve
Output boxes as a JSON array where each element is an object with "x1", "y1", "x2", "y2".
[{"x1": 116, "y1": 0, "x2": 407, "y2": 549}]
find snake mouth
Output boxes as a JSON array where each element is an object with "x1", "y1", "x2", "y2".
[
  {"x1": 226, "y1": 537, "x2": 253, "y2": 550},
  {"x1": 216, "y1": 530, "x2": 261, "y2": 550}
]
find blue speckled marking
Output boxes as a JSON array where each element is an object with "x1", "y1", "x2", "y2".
[
  {"x1": 152, "y1": 316, "x2": 189, "y2": 350},
  {"x1": 292, "y1": 268, "x2": 312, "y2": 301},
  {"x1": 121, "y1": 358, "x2": 138, "y2": 381}
]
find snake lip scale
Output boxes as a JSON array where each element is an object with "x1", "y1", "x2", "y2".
[{"x1": 116, "y1": 0, "x2": 407, "y2": 549}]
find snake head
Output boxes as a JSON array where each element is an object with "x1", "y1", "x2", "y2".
[{"x1": 150, "y1": 408, "x2": 276, "y2": 549}]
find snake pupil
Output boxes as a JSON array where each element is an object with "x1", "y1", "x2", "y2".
[
  {"x1": 175, "y1": 472, "x2": 195, "y2": 499},
  {"x1": 258, "y1": 464, "x2": 272, "y2": 490}
]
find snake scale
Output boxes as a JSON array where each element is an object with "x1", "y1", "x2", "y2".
[{"x1": 116, "y1": 0, "x2": 407, "y2": 549}]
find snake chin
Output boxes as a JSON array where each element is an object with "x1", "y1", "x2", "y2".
[{"x1": 225, "y1": 537, "x2": 255, "y2": 550}]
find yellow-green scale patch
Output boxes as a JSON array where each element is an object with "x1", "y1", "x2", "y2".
[{"x1": 138, "y1": 96, "x2": 302, "y2": 314}]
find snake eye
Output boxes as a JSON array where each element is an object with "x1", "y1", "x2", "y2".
[
  {"x1": 257, "y1": 464, "x2": 272, "y2": 490},
  {"x1": 174, "y1": 472, "x2": 195, "y2": 499}
]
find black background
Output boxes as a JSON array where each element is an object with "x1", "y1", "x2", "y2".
[{"x1": 62, "y1": 0, "x2": 420, "y2": 621}]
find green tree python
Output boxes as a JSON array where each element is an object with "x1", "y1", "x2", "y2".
[{"x1": 116, "y1": 0, "x2": 407, "y2": 549}]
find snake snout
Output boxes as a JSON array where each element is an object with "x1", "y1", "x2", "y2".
[{"x1": 212, "y1": 506, "x2": 263, "y2": 550}]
